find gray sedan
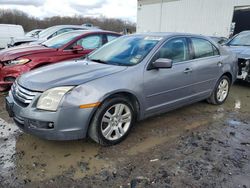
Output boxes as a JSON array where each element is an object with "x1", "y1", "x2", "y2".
[{"x1": 6, "y1": 33, "x2": 238, "y2": 146}]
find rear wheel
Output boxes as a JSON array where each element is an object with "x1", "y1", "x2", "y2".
[
  {"x1": 207, "y1": 75, "x2": 230, "y2": 105},
  {"x1": 88, "y1": 96, "x2": 135, "y2": 146}
]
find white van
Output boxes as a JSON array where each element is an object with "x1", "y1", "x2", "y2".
[{"x1": 0, "y1": 24, "x2": 25, "y2": 49}]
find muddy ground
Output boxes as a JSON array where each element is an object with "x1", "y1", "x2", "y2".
[{"x1": 0, "y1": 82, "x2": 250, "y2": 188}]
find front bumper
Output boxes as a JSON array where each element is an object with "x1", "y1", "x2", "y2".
[
  {"x1": 0, "y1": 64, "x2": 30, "y2": 89},
  {"x1": 6, "y1": 92, "x2": 95, "y2": 140}
]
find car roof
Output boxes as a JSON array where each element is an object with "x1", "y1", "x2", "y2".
[
  {"x1": 133, "y1": 32, "x2": 212, "y2": 39},
  {"x1": 53, "y1": 30, "x2": 120, "y2": 39},
  {"x1": 239, "y1": 30, "x2": 250, "y2": 34},
  {"x1": 46, "y1": 25, "x2": 100, "y2": 30}
]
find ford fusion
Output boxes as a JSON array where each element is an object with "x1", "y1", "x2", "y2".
[{"x1": 6, "y1": 33, "x2": 238, "y2": 146}]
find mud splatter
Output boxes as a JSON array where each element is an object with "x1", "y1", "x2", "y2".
[{"x1": 0, "y1": 83, "x2": 250, "y2": 187}]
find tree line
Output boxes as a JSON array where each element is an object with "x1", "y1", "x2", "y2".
[{"x1": 0, "y1": 9, "x2": 136, "y2": 33}]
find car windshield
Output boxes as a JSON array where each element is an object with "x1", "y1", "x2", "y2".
[
  {"x1": 88, "y1": 35, "x2": 161, "y2": 66},
  {"x1": 38, "y1": 27, "x2": 59, "y2": 39},
  {"x1": 42, "y1": 32, "x2": 80, "y2": 49},
  {"x1": 228, "y1": 32, "x2": 250, "y2": 46}
]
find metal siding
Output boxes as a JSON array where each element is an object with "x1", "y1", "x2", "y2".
[
  {"x1": 137, "y1": 3, "x2": 162, "y2": 32},
  {"x1": 137, "y1": 0, "x2": 250, "y2": 37}
]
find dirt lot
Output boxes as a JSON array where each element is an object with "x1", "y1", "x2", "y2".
[{"x1": 0, "y1": 82, "x2": 250, "y2": 188}]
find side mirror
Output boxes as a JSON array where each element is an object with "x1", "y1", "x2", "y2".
[
  {"x1": 72, "y1": 45, "x2": 84, "y2": 52},
  {"x1": 151, "y1": 58, "x2": 173, "y2": 69}
]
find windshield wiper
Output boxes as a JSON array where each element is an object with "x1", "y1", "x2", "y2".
[
  {"x1": 90, "y1": 59, "x2": 107, "y2": 64},
  {"x1": 229, "y1": 44, "x2": 250, "y2": 47}
]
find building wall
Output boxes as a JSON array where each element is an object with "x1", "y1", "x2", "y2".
[{"x1": 137, "y1": 0, "x2": 250, "y2": 37}]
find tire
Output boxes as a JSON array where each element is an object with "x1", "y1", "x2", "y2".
[
  {"x1": 207, "y1": 75, "x2": 231, "y2": 105},
  {"x1": 88, "y1": 96, "x2": 136, "y2": 146}
]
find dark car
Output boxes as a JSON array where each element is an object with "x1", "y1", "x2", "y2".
[
  {"x1": 0, "y1": 30, "x2": 121, "y2": 91},
  {"x1": 225, "y1": 31, "x2": 250, "y2": 82}
]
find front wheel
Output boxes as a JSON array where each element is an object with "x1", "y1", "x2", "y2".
[
  {"x1": 207, "y1": 75, "x2": 231, "y2": 105},
  {"x1": 88, "y1": 96, "x2": 136, "y2": 146}
]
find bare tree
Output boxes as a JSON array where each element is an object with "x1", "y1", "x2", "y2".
[{"x1": 0, "y1": 9, "x2": 136, "y2": 33}]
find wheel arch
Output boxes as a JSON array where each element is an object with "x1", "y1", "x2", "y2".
[
  {"x1": 100, "y1": 91, "x2": 142, "y2": 121},
  {"x1": 86, "y1": 90, "x2": 143, "y2": 141},
  {"x1": 222, "y1": 72, "x2": 233, "y2": 85}
]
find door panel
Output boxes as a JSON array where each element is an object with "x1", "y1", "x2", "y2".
[
  {"x1": 144, "y1": 62, "x2": 194, "y2": 114},
  {"x1": 143, "y1": 37, "x2": 194, "y2": 115},
  {"x1": 190, "y1": 38, "x2": 223, "y2": 96},
  {"x1": 191, "y1": 57, "x2": 222, "y2": 96},
  {"x1": 59, "y1": 49, "x2": 90, "y2": 61}
]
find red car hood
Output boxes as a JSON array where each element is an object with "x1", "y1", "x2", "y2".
[{"x1": 0, "y1": 45, "x2": 57, "y2": 61}]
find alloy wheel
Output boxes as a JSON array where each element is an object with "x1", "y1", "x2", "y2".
[
  {"x1": 101, "y1": 103, "x2": 132, "y2": 141},
  {"x1": 216, "y1": 78, "x2": 229, "y2": 102}
]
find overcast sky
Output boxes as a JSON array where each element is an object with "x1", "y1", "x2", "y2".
[{"x1": 0, "y1": 0, "x2": 137, "y2": 22}]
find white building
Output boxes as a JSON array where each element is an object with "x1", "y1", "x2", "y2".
[{"x1": 137, "y1": 0, "x2": 250, "y2": 37}]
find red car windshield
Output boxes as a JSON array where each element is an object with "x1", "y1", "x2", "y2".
[{"x1": 42, "y1": 32, "x2": 81, "y2": 49}]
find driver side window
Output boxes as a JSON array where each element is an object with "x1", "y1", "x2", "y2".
[
  {"x1": 152, "y1": 38, "x2": 189, "y2": 63},
  {"x1": 75, "y1": 35, "x2": 102, "y2": 49}
]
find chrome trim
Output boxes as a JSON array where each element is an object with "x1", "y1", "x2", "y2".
[
  {"x1": 12, "y1": 84, "x2": 39, "y2": 104},
  {"x1": 14, "y1": 115, "x2": 24, "y2": 125}
]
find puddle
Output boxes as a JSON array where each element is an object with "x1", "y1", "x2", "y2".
[
  {"x1": 227, "y1": 119, "x2": 243, "y2": 126},
  {"x1": 234, "y1": 99, "x2": 241, "y2": 110}
]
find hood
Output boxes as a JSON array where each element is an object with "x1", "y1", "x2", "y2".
[
  {"x1": 226, "y1": 45, "x2": 250, "y2": 59},
  {"x1": 29, "y1": 38, "x2": 47, "y2": 45},
  {"x1": 0, "y1": 45, "x2": 56, "y2": 62},
  {"x1": 13, "y1": 36, "x2": 37, "y2": 43},
  {"x1": 18, "y1": 60, "x2": 127, "y2": 91}
]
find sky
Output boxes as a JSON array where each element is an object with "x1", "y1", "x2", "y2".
[{"x1": 0, "y1": 0, "x2": 137, "y2": 22}]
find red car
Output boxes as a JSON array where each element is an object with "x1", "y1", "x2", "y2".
[{"x1": 0, "y1": 30, "x2": 121, "y2": 91}]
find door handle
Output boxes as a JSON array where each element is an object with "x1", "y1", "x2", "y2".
[{"x1": 183, "y1": 68, "x2": 193, "y2": 73}]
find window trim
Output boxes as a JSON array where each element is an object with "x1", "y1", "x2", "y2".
[
  {"x1": 147, "y1": 36, "x2": 192, "y2": 70},
  {"x1": 48, "y1": 28, "x2": 76, "y2": 39},
  {"x1": 189, "y1": 37, "x2": 220, "y2": 60}
]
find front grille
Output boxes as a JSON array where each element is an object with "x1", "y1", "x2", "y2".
[{"x1": 12, "y1": 83, "x2": 39, "y2": 106}]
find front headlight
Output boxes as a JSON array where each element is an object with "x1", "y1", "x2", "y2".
[
  {"x1": 4, "y1": 58, "x2": 30, "y2": 66},
  {"x1": 37, "y1": 86, "x2": 74, "y2": 111}
]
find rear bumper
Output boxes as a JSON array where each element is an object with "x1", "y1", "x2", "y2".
[{"x1": 6, "y1": 92, "x2": 95, "y2": 140}]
